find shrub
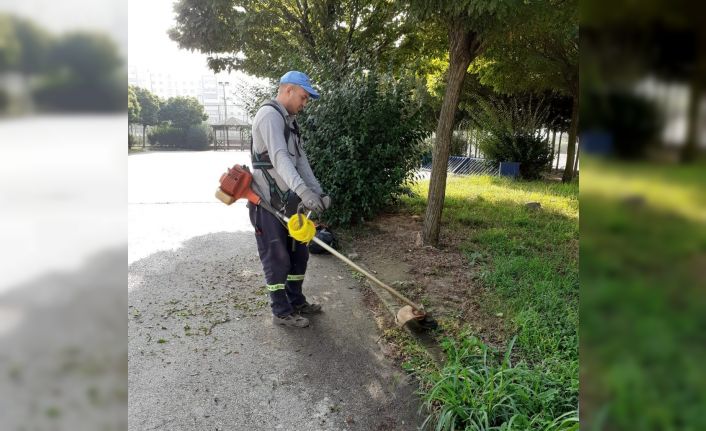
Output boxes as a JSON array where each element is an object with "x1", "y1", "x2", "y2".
[
  {"x1": 472, "y1": 95, "x2": 553, "y2": 180},
  {"x1": 148, "y1": 125, "x2": 184, "y2": 148},
  {"x1": 128, "y1": 134, "x2": 137, "y2": 149},
  {"x1": 0, "y1": 88, "x2": 9, "y2": 112},
  {"x1": 300, "y1": 72, "x2": 431, "y2": 225},
  {"x1": 482, "y1": 133, "x2": 553, "y2": 180},
  {"x1": 581, "y1": 90, "x2": 662, "y2": 159},
  {"x1": 147, "y1": 124, "x2": 211, "y2": 149},
  {"x1": 184, "y1": 124, "x2": 210, "y2": 150}
]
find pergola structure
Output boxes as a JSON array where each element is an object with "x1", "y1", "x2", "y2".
[{"x1": 211, "y1": 117, "x2": 252, "y2": 151}]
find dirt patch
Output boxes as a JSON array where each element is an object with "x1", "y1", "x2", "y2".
[{"x1": 340, "y1": 212, "x2": 508, "y2": 350}]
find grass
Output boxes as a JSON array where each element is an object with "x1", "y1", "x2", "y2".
[
  {"x1": 580, "y1": 157, "x2": 706, "y2": 429},
  {"x1": 401, "y1": 174, "x2": 579, "y2": 430},
  {"x1": 422, "y1": 333, "x2": 578, "y2": 431}
]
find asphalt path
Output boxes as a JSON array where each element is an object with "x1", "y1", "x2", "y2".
[{"x1": 128, "y1": 151, "x2": 422, "y2": 430}]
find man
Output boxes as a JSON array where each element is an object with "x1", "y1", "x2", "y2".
[{"x1": 248, "y1": 71, "x2": 331, "y2": 328}]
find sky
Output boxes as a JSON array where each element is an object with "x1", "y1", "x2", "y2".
[
  {"x1": 127, "y1": 0, "x2": 212, "y2": 76},
  {"x1": 127, "y1": 0, "x2": 268, "y2": 85},
  {"x1": 0, "y1": 0, "x2": 127, "y2": 57},
  {"x1": 0, "y1": 0, "x2": 263, "y2": 82}
]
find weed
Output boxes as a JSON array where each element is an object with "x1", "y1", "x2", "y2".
[
  {"x1": 401, "y1": 175, "x2": 578, "y2": 429},
  {"x1": 421, "y1": 333, "x2": 578, "y2": 431},
  {"x1": 350, "y1": 270, "x2": 365, "y2": 281}
]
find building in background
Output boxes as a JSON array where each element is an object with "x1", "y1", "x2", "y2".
[{"x1": 128, "y1": 65, "x2": 251, "y2": 125}]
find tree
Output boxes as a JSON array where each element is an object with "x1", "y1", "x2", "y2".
[
  {"x1": 230, "y1": 79, "x2": 276, "y2": 119},
  {"x1": 128, "y1": 85, "x2": 141, "y2": 126},
  {"x1": 472, "y1": 0, "x2": 578, "y2": 181},
  {"x1": 159, "y1": 96, "x2": 208, "y2": 130},
  {"x1": 34, "y1": 32, "x2": 125, "y2": 111},
  {"x1": 7, "y1": 15, "x2": 52, "y2": 75},
  {"x1": 581, "y1": 0, "x2": 705, "y2": 162},
  {"x1": 168, "y1": 0, "x2": 414, "y2": 81},
  {"x1": 49, "y1": 32, "x2": 123, "y2": 80},
  {"x1": 134, "y1": 86, "x2": 161, "y2": 148},
  {"x1": 0, "y1": 15, "x2": 21, "y2": 72},
  {"x1": 405, "y1": 0, "x2": 517, "y2": 246},
  {"x1": 545, "y1": 93, "x2": 573, "y2": 134}
]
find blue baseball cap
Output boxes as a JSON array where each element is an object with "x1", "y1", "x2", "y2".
[{"x1": 279, "y1": 71, "x2": 320, "y2": 100}]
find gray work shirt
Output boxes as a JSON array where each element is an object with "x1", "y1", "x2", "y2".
[{"x1": 250, "y1": 99, "x2": 322, "y2": 205}]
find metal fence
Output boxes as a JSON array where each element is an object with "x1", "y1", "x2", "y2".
[{"x1": 421, "y1": 156, "x2": 499, "y2": 176}]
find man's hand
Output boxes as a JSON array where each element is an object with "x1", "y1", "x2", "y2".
[{"x1": 300, "y1": 188, "x2": 325, "y2": 213}]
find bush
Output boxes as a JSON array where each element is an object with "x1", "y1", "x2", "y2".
[
  {"x1": 184, "y1": 124, "x2": 210, "y2": 150},
  {"x1": 481, "y1": 133, "x2": 553, "y2": 180},
  {"x1": 128, "y1": 134, "x2": 137, "y2": 149},
  {"x1": 148, "y1": 124, "x2": 210, "y2": 149},
  {"x1": 33, "y1": 74, "x2": 125, "y2": 112},
  {"x1": 472, "y1": 95, "x2": 553, "y2": 180},
  {"x1": 300, "y1": 72, "x2": 431, "y2": 225},
  {"x1": 148, "y1": 125, "x2": 184, "y2": 148},
  {"x1": 0, "y1": 88, "x2": 9, "y2": 112},
  {"x1": 581, "y1": 90, "x2": 662, "y2": 159}
]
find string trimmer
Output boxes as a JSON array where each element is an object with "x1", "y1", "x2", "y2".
[{"x1": 215, "y1": 164, "x2": 437, "y2": 330}]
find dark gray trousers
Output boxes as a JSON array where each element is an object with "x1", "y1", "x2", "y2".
[{"x1": 248, "y1": 203, "x2": 308, "y2": 316}]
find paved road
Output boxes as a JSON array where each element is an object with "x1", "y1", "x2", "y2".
[
  {"x1": 1, "y1": 115, "x2": 126, "y2": 431},
  {"x1": 128, "y1": 151, "x2": 422, "y2": 430}
]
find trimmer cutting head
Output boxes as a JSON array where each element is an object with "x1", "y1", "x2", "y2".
[
  {"x1": 396, "y1": 305, "x2": 420, "y2": 326},
  {"x1": 396, "y1": 305, "x2": 439, "y2": 331}
]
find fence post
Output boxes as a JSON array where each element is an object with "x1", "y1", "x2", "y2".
[{"x1": 556, "y1": 131, "x2": 564, "y2": 170}]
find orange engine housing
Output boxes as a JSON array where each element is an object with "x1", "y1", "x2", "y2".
[{"x1": 216, "y1": 164, "x2": 262, "y2": 205}]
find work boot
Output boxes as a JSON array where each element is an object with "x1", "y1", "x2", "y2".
[
  {"x1": 272, "y1": 313, "x2": 310, "y2": 328},
  {"x1": 293, "y1": 302, "x2": 322, "y2": 315}
]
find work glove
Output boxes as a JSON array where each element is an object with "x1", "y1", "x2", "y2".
[
  {"x1": 300, "y1": 188, "x2": 325, "y2": 213},
  {"x1": 321, "y1": 194, "x2": 332, "y2": 210}
]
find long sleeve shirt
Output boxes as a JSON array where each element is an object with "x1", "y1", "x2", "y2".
[{"x1": 250, "y1": 99, "x2": 323, "y2": 205}]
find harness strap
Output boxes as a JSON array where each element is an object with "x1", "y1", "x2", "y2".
[{"x1": 250, "y1": 101, "x2": 301, "y2": 208}]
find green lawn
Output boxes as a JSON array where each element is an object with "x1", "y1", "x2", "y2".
[
  {"x1": 401, "y1": 174, "x2": 579, "y2": 430},
  {"x1": 580, "y1": 158, "x2": 706, "y2": 429}
]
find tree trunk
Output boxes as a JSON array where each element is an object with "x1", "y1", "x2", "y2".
[
  {"x1": 142, "y1": 124, "x2": 147, "y2": 148},
  {"x1": 573, "y1": 138, "x2": 580, "y2": 173},
  {"x1": 550, "y1": 129, "x2": 557, "y2": 165},
  {"x1": 422, "y1": 20, "x2": 478, "y2": 246},
  {"x1": 562, "y1": 92, "x2": 579, "y2": 182},
  {"x1": 681, "y1": 29, "x2": 705, "y2": 162}
]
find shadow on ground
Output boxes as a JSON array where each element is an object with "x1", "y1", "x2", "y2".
[
  {"x1": 0, "y1": 247, "x2": 127, "y2": 431},
  {"x1": 128, "y1": 231, "x2": 423, "y2": 431}
]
